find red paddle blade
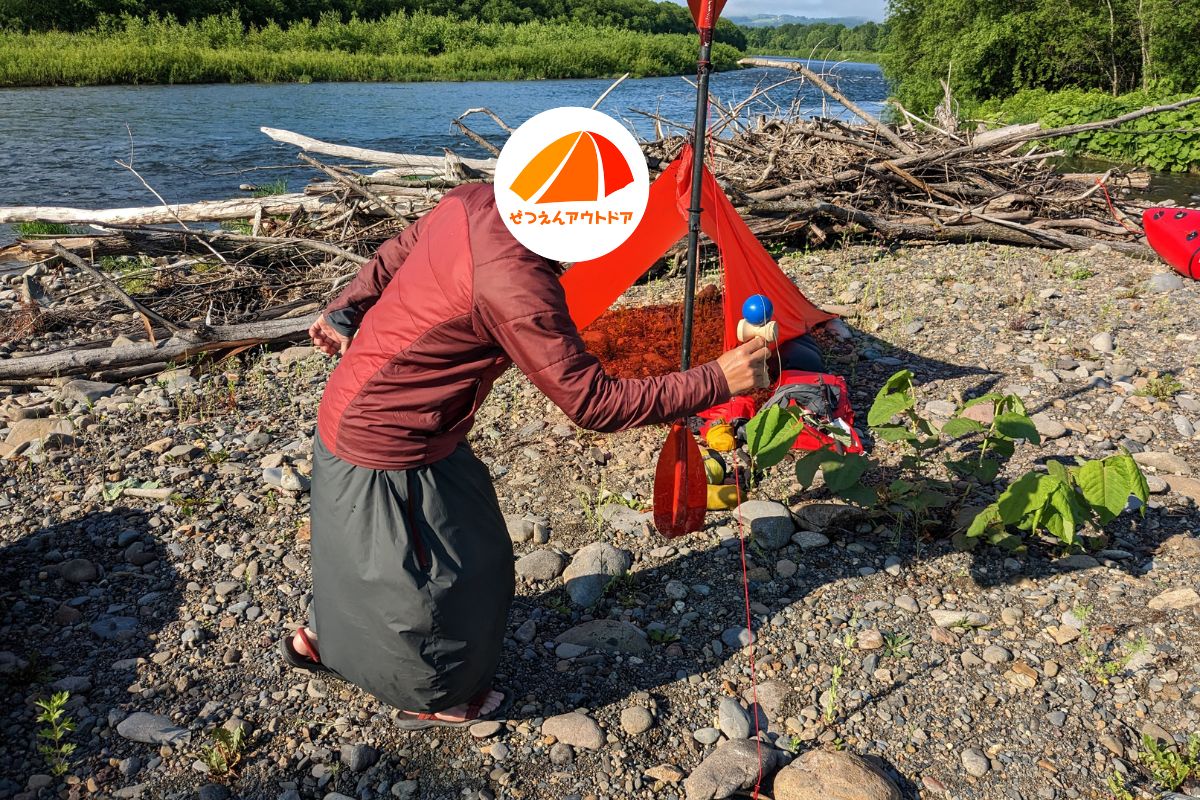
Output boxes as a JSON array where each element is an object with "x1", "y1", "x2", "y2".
[
  {"x1": 653, "y1": 422, "x2": 708, "y2": 538},
  {"x1": 687, "y1": 0, "x2": 728, "y2": 29}
]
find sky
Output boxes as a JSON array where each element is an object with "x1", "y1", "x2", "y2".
[{"x1": 671, "y1": 0, "x2": 888, "y2": 21}]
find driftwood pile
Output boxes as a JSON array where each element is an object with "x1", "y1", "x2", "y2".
[{"x1": 0, "y1": 62, "x2": 1191, "y2": 383}]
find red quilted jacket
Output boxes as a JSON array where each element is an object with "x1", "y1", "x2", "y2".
[{"x1": 316, "y1": 184, "x2": 730, "y2": 470}]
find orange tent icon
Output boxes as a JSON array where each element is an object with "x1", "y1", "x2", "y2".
[{"x1": 510, "y1": 130, "x2": 635, "y2": 204}]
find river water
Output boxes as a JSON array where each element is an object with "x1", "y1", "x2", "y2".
[{"x1": 0, "y1": 58, "x2": 886, "y2": 211}]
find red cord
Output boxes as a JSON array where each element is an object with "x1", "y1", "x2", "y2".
[
  {"x1": 1097, "y1": 177, "x2": 1142, "y2": 235},
  {"x1": 731, "y1": 464, "x2": 763, "y2": 798}
]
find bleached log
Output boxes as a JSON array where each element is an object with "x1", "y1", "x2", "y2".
[
  {"x1": 0, "y1": 194, "x2": 331, "y2": 225},
  {"x1": 971, "y1": 123, "x2": 1041, "y2": 148},
  {"x1": 0, "y1": 316, "x2": 315, "y2": 381},
  {"x1": 261, "y1": 127, "x2": 496, "y2": 176}
]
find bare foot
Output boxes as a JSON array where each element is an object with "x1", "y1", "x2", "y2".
[
  {"x1": 294, "y1": 629, "x2": 502, "y2": 722},
  {"x1": 404, "y1": 689, "x2": 505, "y2": 722},
  {"x1": 292, "y1": 627, "x2": 318, "y2": 660}
]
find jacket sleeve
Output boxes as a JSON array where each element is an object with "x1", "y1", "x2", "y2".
[
  {"x1": 321, "y1": 213, "x2": 429, "y2": 335},
  {"x1": 474, "y1": 255, "x2": 731, "y2": 432}
]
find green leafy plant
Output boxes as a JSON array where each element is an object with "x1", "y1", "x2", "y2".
[
  {"x1": 14, "y1": 222, "x2": 84, "y2": 237},
  {"x1": 1106, "y1": 769, "x2": 1134, "y2": 800},
  {"x1": 202, "y1": 725, "x2": 247, "y2": 778},
  {"x1": 790, "y1": 372, "x2": 1037, "y2": 526},
  {"x1": 603, "y1": 573, "x2": 640, "y2": 606},
  {"x1": 778, "y1": 734, "x2": 803, "y2": 754},
  {"x1": 251, "y1": 179, "x2": 288, "y2": 197},
  {"x1": 742, "y1": 368, "x2": 1150, "y2": 554},
  {"x1": 882, "y1": 631, "x2": 913, "y2": 660},
  {"x1": 1139, "y1": 732, "x2": 1200, "y2": 791},
  {"x1": 1136, "y1": 373, "x2": 1185, "y2": 401},
  {"x1": 544, "y1": 595, "x2": 572, "y2": 617},
  {"x1": 1070, "y1": 268, "x2": 1096, "y2": 281},
  {"x1": 34, "y1": 691, "x2": 76, "y2": 777},
  {"x1": 220, "y1": 219, "x2": 254, "y2": 235},
  {"x1": 102, "y1": 478, "x2": 160, "y2": 502},
  {"x1": 966, "y1": 450, "x2": 1149, "y2": 551},
  {"x1": 647, "y1": 628, "x2": 680, "y2": 645},
  {"x1": 823, "y1": 662, "x2": 843, "y2": 725}
]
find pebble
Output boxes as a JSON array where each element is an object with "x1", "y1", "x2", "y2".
[
  {"x1": 1089, "y1": 331, "x2": 1115, "y2": 353},
  {"x1": 982, "y1": 645, "x2": 1012, "y2": 664},
  {"x1": 857, "y1": 629, "x2": 884, "y2": 650},
  {"x1": 90, "y1": 615, "x2": 138, "y2": 641},
  {"x1": 1149, "y1": 272, "x2": 1184, "y2": 292},
  {"x1": 555, "y1": 619, "x2": 649, "y2": 654},
  {"x1": 541, "y1": 712, "x2": 604, "y2": 750},
  {"x1": 620, "y1": 706, "x2": 654, "y2": 736},
  {"x1": 929, "y1": 609, "x2": 989, "y2": 628},
  {"x1": 60, "y1": 558, "x2": 97, "y2": 584},
  {"x1": 469, "y1": 720, "x2": 503, "y2": 739},
  {"x1": 717, "y1": 698, "x2": 752, "y2": 739},
  {"x1": 1148, "y1": 587, "x2": 1200, "y2": 610},
  {"x1": 390, "y1": 781, "x2": 419, "y2": 799},
  {"x1": 1133, "y1": 450, "x2": 1191, "y2": 475},
  {"x1": 549, "y1": 743, "x2": 574, "y2": 765},
  {"x1": 774, "y1": 749, "x2": 902, "y2": 800},
  {"x1": 960, "y1": 747, "x2": 991, "y2": 777},
  {"x1": 720, "y1": 626, "x2": 755, "y2": 648},
  {"x1": 792, "y1": 531, "x2": 830, "y2": 548},
  {"x1": 116, "y1": 712, "x2": 191, "y2": 745},
  {"x1": 515, "y1": 550, "x2": 566, "y2": 582},
  {"x1": 683, "y1": 740, "x2": 779, "y2": 800},
  {"x1": 339, "y1": 743, "x2": 378, "y2": 772},
  {"x1": 1031, "y1": 413, "x2": 1067, "y2": 439}
]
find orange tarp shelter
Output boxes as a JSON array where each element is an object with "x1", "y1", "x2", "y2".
[{"x1": 560, "y1": 145, "x2": 834, "y2": 353}]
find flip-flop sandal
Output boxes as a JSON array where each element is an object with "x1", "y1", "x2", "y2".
[
  {"x1": 278, "y1": 628, "x2": 335, "y2": 677},
  {"x1": 394, "y1": 687, "x2": 512, "y2": 731}
]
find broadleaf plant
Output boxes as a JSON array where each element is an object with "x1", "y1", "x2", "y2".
[
  {"x1": 966, "y1": 451, "x2": 1149, "y2": 550},
  {"x1": 739, "y1": 369, "x2": 1149, "y2": 553}
]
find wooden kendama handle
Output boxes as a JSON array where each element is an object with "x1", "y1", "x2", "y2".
[{"x1": 737, "y1": 318, "x2": 779, "y2": 344}]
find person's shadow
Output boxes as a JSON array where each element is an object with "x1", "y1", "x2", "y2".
[{"x1": 0, "y1": 509, "x2": 183, "y2": 797}]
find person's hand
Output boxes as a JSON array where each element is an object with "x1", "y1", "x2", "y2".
[
  {"x1": 717, "y1": 336, "x2": 771, "y2": 395},
  {"x1": 309, "y1": 315, "x2": 351, "y2": 356}
]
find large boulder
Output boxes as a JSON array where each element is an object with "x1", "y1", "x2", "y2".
[
  {"x1": 684, "y1": 740, "x2": 780, "y2": 800},
  {"x1": 737, "y1": 501, "x2": 795, "y2": 551},
  {"x1": 562, "y1": 542, "x2": 631, "y2": 606},
  {"x1": 772, "y1": 749, "x2": 901, "y2": 800},
  {"x1": 555, "y1": 619, "x2": 649, "y2": 654}
]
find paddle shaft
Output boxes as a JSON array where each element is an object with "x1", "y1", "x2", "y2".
[{"x1": 680, "y1": 9, "x2": 715, "y2": 371}]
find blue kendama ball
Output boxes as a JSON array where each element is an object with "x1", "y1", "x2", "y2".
[{"x1": 741, "y1": 294, "x2": 773, "y2": 326}]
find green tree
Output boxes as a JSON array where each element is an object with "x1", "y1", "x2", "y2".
[{"x1": 882, "y1": 0, "x2": 1200, "y2": 113}]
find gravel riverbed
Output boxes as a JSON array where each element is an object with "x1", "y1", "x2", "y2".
[{"x1": 1, "y1": 241, "x2": 1198, "y2": 800}]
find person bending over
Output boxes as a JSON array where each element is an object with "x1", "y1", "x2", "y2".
[{"x1": 281, "y1": 183, "x2": 770, "y2": 729}]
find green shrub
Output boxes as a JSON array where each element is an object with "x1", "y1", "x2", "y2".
[
  {"x1": 13, "y1": 222, "x2": 84, "y2": 237},
  {"x1": 744, "y1": 369, "x2": 1150, "y2": 552},
  {"x1": 34, "y1": 691, "x2": 76, "y2": 777},
  {"x1": 0, "y1": 13, "x2": 743, "y2": 87},
  {"x1": 979, "y1": 88, "x2": 1200, "y2": 173}
]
